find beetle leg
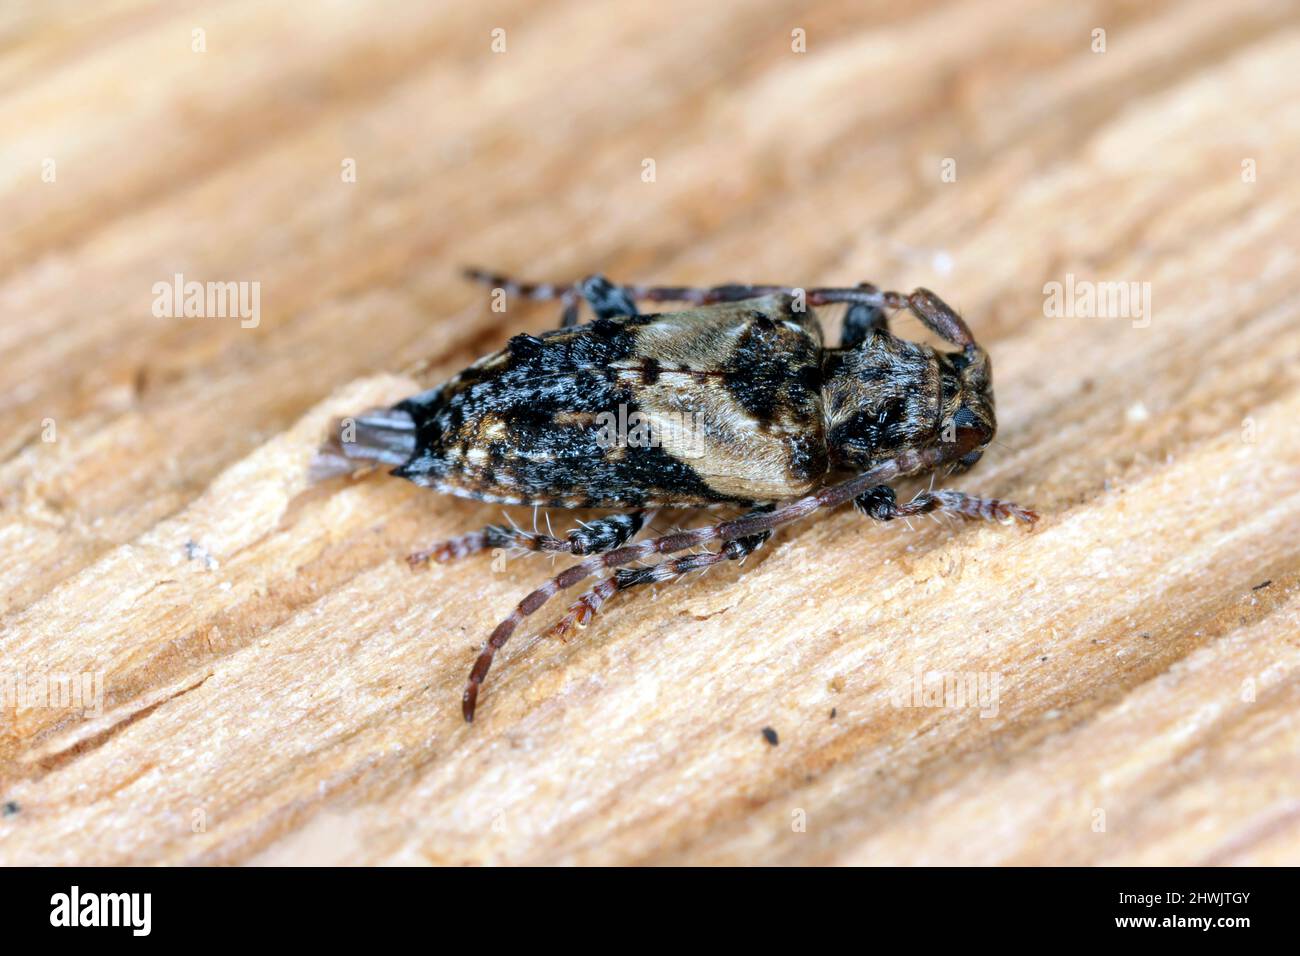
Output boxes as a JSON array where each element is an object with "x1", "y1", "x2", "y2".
[
  {"x1": 463, "y1": 505, "x2": 775, "y2": 721},
  {"x1": 623, "y1": 281, "x2": 891, "y2": 309},
  {"x1": 840, "y1": 298, "x2": 889, "y2": 348},
  {"x1": 547, "y1": 522, "x2": 773, "y2": 639},
  {"x1": 462, "y1": 266, "x2": 572, "y2": 303},
  {"x1": 463, "y1": 266, "x2": 634, "y2": 327},
  {"x1": 854, "y1": 485, "x2": 1037, "y2": 525},
  {"x1": 463, "y1": 267, "x2": 977, "y2": 345},
  {"x1": 461, "y1": 266, "x2": 584, "y2": 327},
  {"x1": 466, "y1": 267, "x2": 888, "y2": 314},
  {"x1": 464, "y1": 270, "x2": 636, "y2": 327},
  {"x1": 628, "y1": 283, "x2": 977, "y2": 349},
  {"x1": 578, "y1": 274, "x2": 639, "y2": 319},
  {"x1": 462, "y1": 440, "x2": 1035, "y2": 721},
  {"x1": 558, "y1": 291, "x2": 582, "y2": 328},
  {"x1": 408, "y1": 510, "x2": 649, "y2": 567},
  {"x1": 464, "y1": 266, "x2": 977, "y2": 346}
]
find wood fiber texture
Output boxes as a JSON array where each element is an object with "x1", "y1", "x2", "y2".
[{"x1": 1, "y1": 0, "x2": 1298, "y2": 865}]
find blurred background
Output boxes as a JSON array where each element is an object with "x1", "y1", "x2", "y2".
[{"x1": 2, "y1": 1, "x2": 1298, "y2": 864}]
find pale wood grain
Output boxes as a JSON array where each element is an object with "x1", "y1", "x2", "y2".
[{"x1": 1, "y1": 0, "x2": 1297, "y2": 865}]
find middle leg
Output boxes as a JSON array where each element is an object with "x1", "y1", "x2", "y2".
[
  {"x1": 408, "y1": 510, "x2": 649, "y2": 567},
  {"x1": 840, "y1": 295, "x2": 889, "y2": 348},
  {"x1": 547, "y1": 509, "x2": 774, "y2": 638}
]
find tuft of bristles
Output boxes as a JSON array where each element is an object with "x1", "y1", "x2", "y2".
[{"x1": 309, "y1": 407, "x2": 418, "y2": 482}]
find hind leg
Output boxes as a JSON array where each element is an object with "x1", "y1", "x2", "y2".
[
  {"x1": 407, "y1": 511, "x2": 649, "y2": 567},
  {"x1": 463, "y1": 268, "x2": 636, "y2": 327},
  {"x1": 462, "y1": 505, "x2": 775, "y2": 720}
]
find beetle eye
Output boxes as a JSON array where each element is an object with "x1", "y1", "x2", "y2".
[
  {"x1": 952, "y1": 406, "x2": 979, "y2": 430},
  {"x1": 949, "y1": 406, "x2": 992, "y2": 452},
  {"x1": 957, "y1": 449, "x2": 984, "y2": 468}
]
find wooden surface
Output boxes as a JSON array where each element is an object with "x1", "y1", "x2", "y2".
[{"x1": 1, "y1": 0, "x2": 1298, "y2": 866}]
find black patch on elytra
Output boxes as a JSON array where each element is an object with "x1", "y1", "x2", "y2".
[
  {"x1": 717, "y1": 321, "x2": 816, "y2": 418},
  {"x1": 795, "y1": 361, "x2": 822, "y2": 401},
  {"x1": 501, "y1": 436, "x2": 731, "y2": 507},
  {"x1": 589, "y1": 316, "x2": 622, "y2": 338},
  {"x1": 786, "y1": 432, "x2": 827, "y2": 481},
  {"x1": 507, "y1": 333, "x2": 545, "y2": 362},
  {"x1": 392, "y1": 385, "x2": 450, "y2": 478},
  {"x1": 561, "y1": 320, "x2": 641, "y2": 368}
]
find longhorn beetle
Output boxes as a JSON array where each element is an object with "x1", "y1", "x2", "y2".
[{"x1": 312, "y1": 268, "x2": 1039, "y2": 722}]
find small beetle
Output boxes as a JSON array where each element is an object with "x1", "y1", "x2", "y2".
[{"x1": 312, "y1": 269, "x2": 1038, "y2": 721}]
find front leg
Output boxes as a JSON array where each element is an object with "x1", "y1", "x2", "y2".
[
  {"x1": 854, "y1": 485, "x2": 1038, "y2": 525},
  {"x1": 408, "y1": 510, "x2": 649, "y2": 566}
]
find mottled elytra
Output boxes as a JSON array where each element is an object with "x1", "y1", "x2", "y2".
[{"x1": 311, "y1": 268, "x2": 1038, "y2": 722}]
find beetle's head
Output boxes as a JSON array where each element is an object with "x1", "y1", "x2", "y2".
[
  {"x1": 824, "y1": 338, "x2": 996, "y2": 473},
  {"x1": 937, "y1": 344, "x2": 996, "y2": 472}
]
